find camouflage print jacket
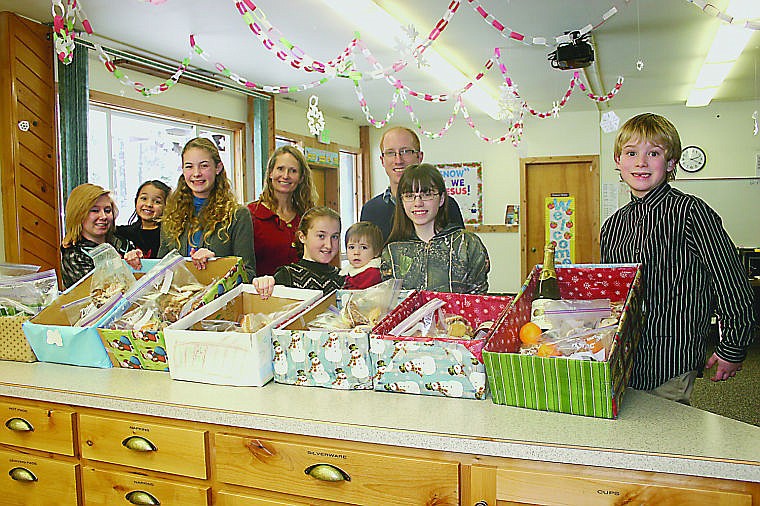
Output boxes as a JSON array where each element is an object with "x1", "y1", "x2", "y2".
[{"x1": 381, "y1": 226, "x2": 490, "y2": 294}]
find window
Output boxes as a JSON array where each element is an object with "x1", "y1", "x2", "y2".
[{"x1": 87, "y1": 99, "x2": 237, "y2": 225}]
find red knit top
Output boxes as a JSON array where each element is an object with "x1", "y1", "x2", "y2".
[{"x1": 248, "y1": 201, "x2": 301, "y2": 276}]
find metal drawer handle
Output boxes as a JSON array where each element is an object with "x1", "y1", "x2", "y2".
[
  {"x1": 9, "y1": 467, "x2": 38, "y2": 482},
  {"x1": 304, "y1": 463, "x2": 351, "y2": 482},
  {"x1": 122, "y1": 436, "x2": 157, "y2": 452},
  {"x1": 5, "y1": 417, "x2": 34, "y2": 432},
  {"x1": 125, "y1": 490, "x2": 160, "y2": 505},
  {"x1": 474, "y1": 501, "x2": 488, "y2": 506}
]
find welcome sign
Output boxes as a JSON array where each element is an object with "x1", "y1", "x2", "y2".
[
  {"x1": 545, "y1": 195, "x2": 575, "y2": 264},
  {"x1": 435, "y1": 162, "x2": 483, "y2": 224}
]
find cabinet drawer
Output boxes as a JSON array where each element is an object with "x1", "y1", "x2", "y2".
[
  {"x1": 0, "y1": 448, "x2": 79, "y2": 506},
  {"x1": 0, "y1": 399, "x2": 75, "y2": 455},
  {"x1": 215, "y1": 433, "x2": 459, "y2": 506},
  {"x1": 217, "y1": 490, "x2": 310, "y2": 506},
  {"x1": 79, "y1": 413, "x2": 208, "y2": 479},
  {"x1": 472, "y1": 464, "x2": 754, "y2": 506},
  {"x1": 82, "y1": 466, "x2": 210, "y2": 505}
]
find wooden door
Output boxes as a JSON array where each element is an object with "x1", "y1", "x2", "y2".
[
  {"x1": 0, "y1": 12, "x2": 60, "y2": 273},
  {"x1": 520, "y1": 156, "x2": 600, "y2": 280}
]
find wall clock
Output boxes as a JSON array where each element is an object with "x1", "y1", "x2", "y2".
[{"x1": 678, "y1": 145, "x2": 706, "y2": 173}]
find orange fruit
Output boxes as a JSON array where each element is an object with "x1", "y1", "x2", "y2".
[
  {"x1": 519, "y1": 322, "x2": 543, "y2": 345},
  {"x1": 537, "y1": 343, "x2": 560, "y2": 357}
]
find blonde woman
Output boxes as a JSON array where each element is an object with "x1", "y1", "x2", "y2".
[
  {"x1": 247, "y1": 145, "x2": 317, "y2": 275},
  {"x1": 60, "y1": 183, "x2": 135, "y2": 288},
  {"x1": 156, "y1": 137, "x2": 255, "y2": 279}
]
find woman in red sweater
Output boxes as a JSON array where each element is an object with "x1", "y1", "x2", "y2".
[{"x1": 248, "y1": 146, "x2": 318, "y2": 275}]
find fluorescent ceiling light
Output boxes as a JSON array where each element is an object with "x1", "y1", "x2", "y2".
[
  {"x1": 322, "y1": 0, "x2": 501, "y2": 119},
  {"x1": 686, "y1": 0, "x2": 759, "y2": 107}
]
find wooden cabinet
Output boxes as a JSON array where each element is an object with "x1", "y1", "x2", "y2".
[
  {"x1": 78, "y1": 413, "x2": 208, "y2": 479},
  {"x1": 215, "y1": 431, "x2": 459, "y2": 506},
  {"x1": 0, "y1": 399, "x2": 75, "y2": 455},
  {"x1": 0, "y1": 394, "x2": 758, "y2": 506},
  {"x1": 81, "y1": 467, "x2": 210, "y2": 505},
  {"x1": 0, "y1": 448, "x2": 79, "y2": 506},
  {"x1": 467, "y1": 458, "x2": 756, "y2": 506}
]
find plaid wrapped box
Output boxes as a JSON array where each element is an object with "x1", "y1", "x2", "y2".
[
  {"x1": 484, "y1": 263, "x2": 642, "y2": 418},
  {"x1": 370, "y1": 291, "x2": 512, "y2": 400}
]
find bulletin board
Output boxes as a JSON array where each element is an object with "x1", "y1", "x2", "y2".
[{"x1": 435, "y1": 162, "x2": 483, "y2": 224}]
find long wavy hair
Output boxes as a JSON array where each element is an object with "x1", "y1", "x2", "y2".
[
  {"x1": 387, "y1": 163, "x2": 449, "y2": 244},
  {"x1": 259, "y1": 145, "x2": 317, "y2": 215},
  {"x1": 161, "y1": 137, "x2": 239, "y2": 249},
  {"x1": 127, "y1": 179, "x2": 172, "y2": 225},
  {"x1": 62, "y1": 183, "x2": 119, "y2": 247}
]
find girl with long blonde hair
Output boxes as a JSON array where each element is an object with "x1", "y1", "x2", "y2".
[{"x1": 153, "y1": 137, "x2": 255, "y2": 278}]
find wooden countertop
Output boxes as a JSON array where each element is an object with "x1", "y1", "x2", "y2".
[{"x1": 0, "y1": 361, "x2": 758, "y2": 483}]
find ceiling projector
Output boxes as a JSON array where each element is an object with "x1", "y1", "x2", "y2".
[{"x1": 548, "y1": 32, "x2": 595, "y2": 70}]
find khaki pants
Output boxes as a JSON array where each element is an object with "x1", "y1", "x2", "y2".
[{"x1": 647, "y1": 370, "x2": 700, "y2": 405}]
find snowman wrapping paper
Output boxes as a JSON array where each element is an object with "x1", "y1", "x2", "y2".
[
  {"x1": 370, "y1": 291, "x2": 512, "y2": 400},
  {"x1": 271, "y1": 328, "x2": 373, "y2": 390}
]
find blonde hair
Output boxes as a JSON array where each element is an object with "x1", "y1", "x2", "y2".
[
  {"x1": 161, "y1": 137, "x2": 240, "y2": 249},
  {"x1": 62, "y1": 183, "x2": 118, "y2": 247},
  {"x1": 380, "y1": 126, "x2": 421, "y2": 152},
  {"x1": 260, "y1": 145, "x2": 317, "y2": 214},
  {"x1": 614, "y1": 113, "x2": 681, "y2": 182}
]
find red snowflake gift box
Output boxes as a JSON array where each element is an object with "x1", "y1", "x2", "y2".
[
  {"x1": 371, "y1": 291, "x2": 513, "y2": 400},
  {"x1": 484, "y1": 263, "x2": 643, "y2": 418}
]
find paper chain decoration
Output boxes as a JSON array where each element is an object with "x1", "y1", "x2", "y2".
[
  {"x1": 54, "y1": 0, "x2": 630, "y2": 144},
  {"x1": 683, "y1": 0, "x2": 760, "y2": 29}
]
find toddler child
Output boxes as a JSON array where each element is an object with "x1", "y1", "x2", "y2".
[
  {"x1": 254, "y1": 206, "x2": 344, "y2": 297},
  {"x1": 341, "y1": 221, "x2": 383, "y2": 289}
]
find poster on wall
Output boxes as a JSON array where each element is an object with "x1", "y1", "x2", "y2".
[
  {"x1": 545, "y1": 194, "x2": 575, "y2": 264},
  {"x1": 435, "y1": 162, "x2": 482, "y2": 224}
]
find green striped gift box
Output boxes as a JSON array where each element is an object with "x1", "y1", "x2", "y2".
[{"x1": 484, "y1": 263, "x2": 642, "y2": 419}]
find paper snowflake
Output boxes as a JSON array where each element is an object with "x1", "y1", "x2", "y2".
[
  {"x1": 307, "y1": 95, "x2": 325, "y2": 136},
  {"x1": 394, "y1": 24, "x2": 428, "y2": 69},
  {"x1": 600, "y1": 111, "x2": 620, "y2": 133},
  {"x1": 497, "y1": 83, "x2": 522, "y2": 121}
]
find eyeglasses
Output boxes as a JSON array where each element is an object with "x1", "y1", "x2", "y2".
[
  {"x1": 400, "y1": 190, "x2": 440, "y2": 203},
  {"x1": 382, "y1": 148, "x2": 419, "y2": 158}
]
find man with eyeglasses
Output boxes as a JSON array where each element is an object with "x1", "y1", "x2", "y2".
[{"x1": 360, "y1": 126, "x2": 464, "y2": 241}]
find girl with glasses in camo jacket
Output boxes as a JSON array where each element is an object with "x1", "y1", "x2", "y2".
[{"x1": 381, "y1": 163, "x2": 490, "y2": 294}]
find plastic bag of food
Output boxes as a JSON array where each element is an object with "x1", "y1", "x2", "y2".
[
  {"x1": 89, "y1": 243, "x2": 135, "y2": 307},
  {"x1": 240, "y1": 301, "x2": 305, "y2": 333},
  {"x1": 0, "y1": 268, "x2": 58, "y2": 316},
  {"x1": 543, "y1": 299, "x2": 614, "y2": 332},
  {"x1": 0, "y1": 262, "x2": 40, "y2": 278},
  {"x1": 122, "y1": 250, "x2": 205, "y2": 325},
  {"x1": 533, "y1": 324, "x2": 617, "y2": 361},
  {"x1": 340, "y1": 278, "x2": 402, "y2": 328}
]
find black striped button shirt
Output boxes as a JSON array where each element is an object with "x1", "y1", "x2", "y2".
[{"x1": 601, "y1": 183, "x2": 755, "y2": 390}]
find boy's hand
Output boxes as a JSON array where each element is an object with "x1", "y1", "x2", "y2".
[
  {"x1": 705, "y1": 353, "x2": 743, "y2": 382},
  {"x1": 252, "y1": 276, "x2": 276, "y2": 300}
]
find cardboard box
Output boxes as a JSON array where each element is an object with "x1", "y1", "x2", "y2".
[
  {"x1": 483, "y1": 263, "x2": 642, "y2": 419},
  {"x1": 271, "y1": 291, "x2": 374, "y2": 390},
  {"x1": 370, "y1": 291, "x2": 513, "y2": 400},
  {"x1": 23, "y1": 257, "x2": 246, "y2": 369},
  {"x1": 164, "y1": 285, "x2": 321, "y2": 386}
]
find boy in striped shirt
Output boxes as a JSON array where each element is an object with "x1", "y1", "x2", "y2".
[{"x1": 601, "y1": 113, "x2": 755, "y2": 404}]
